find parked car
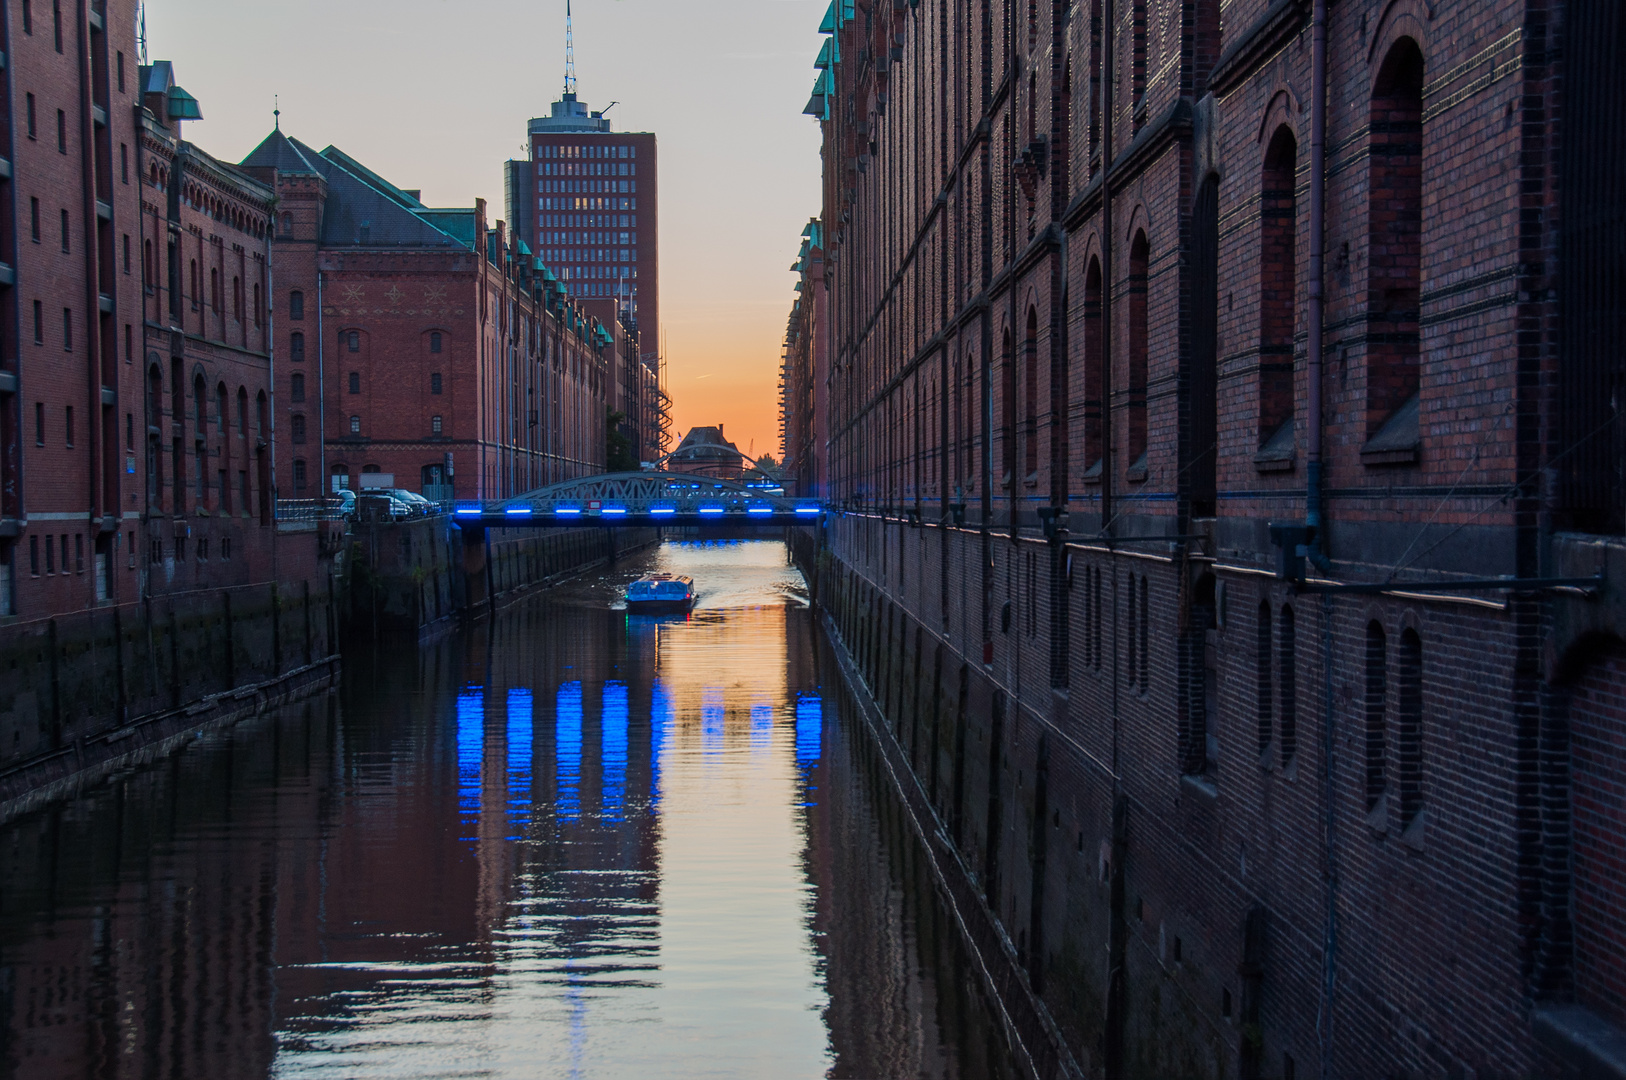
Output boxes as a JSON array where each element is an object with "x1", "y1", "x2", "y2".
[
  {"x1": 376, "y1": 488, "x2": 438, "y2": 515},
  {"x1": 355, "y1": 492, "x2": 414, "y2": 520},
  {"x1": 332, "y1": 489, "x2": 357, "y2": 521}
]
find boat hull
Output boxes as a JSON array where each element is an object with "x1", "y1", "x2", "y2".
[{"x1": 625, "y1": 598, "x2": 694, "y2": 614}]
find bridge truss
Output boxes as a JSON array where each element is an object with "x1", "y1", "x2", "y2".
[{"x1": 451, "y1": 471, "x2": 824, "y2": 528}]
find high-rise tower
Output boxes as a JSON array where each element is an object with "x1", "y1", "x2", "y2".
[{"x1": 505, "y1": 2, "x2": 658, "y2": 373}]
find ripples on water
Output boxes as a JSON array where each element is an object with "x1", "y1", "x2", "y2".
[{"x1": 0, "y1": 540, "x2": 1014, "y2": 1080}]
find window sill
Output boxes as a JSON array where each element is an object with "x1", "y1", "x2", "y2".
[
  {"x1": 1533, "y1": 1005, "x2": 1626, "y2": 1080},
  {"x1": 1180, "y1": 774, "x2": 1218, "y2": 804}
]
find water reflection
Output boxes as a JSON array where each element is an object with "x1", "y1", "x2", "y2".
[{"x1": 0, "y1": 541, "x2": 1012, "y2": 1079}]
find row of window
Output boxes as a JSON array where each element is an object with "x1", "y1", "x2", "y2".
[
  {"x1": 543, "y1": 196, "x2": 638, "y2": 213},
  {"x1": 541, "y1": 179, "x2": 637, "y2": 195},
  {"x1": 145, "y1": 535, "x2": 232, "y2": 564},
  {"x1": 542, "y1": 212, "x2": 634, "y2": 230},
  {"x1": 536, "y1": 143, "x2": 637, "y2": 160},
  {"x1": 539, "y1": 160, "x2": 637, "y2": 177}
]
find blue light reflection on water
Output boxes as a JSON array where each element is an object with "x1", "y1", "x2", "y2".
[
  {"x1": 507, "y1": 689, "x2": 534, "y2": 822},
  {"x1": 650, "y1": 679, "x2": 671, "y2": 811},
  {"x1": 701, "y1": 688, "x2": 724, "y2": 757},
  {"x1": 556, "y1": 681, "x2": 584, "y2": 823},
  {"x1": 601, "y1": 682, "x2": 629, "y2": 820},
  {"x1": 750, "y1": 702, "x2": 774, "y2": 751},
  {"x1": 456, "y1": 687, "x2": 484, "y2": 837}
]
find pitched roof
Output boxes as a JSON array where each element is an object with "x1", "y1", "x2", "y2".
[{"x1": 238, "y1": 127, "x2": 321, "y2": 175}]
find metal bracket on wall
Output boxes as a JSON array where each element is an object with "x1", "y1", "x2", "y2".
[{"x1": 1292, "y1": 572, "x2": 1605, "y2": 598}]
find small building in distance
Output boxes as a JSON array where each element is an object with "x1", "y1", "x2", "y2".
[{"x1": 668, "y1": 425, "x2": 743, "y2": 480}]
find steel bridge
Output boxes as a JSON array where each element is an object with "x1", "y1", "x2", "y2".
[{"x1": 450, "y1": 471, "x2": 824, "y2": 528}]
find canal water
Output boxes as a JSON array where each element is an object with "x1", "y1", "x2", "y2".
[{"x1": 0, "y1": 540, "x2": 1017, "y2": 1079}]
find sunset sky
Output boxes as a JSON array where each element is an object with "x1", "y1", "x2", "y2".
[{"x1": 147, "y1": 0, "x2": 823, "y2": 463}]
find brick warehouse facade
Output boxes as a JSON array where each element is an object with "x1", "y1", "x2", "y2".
[
  {"x1": 240, "y1": 129, "x2": 620, "y2": 501},
  {"x1": 788, "y1": 0, "x2": 1626, "y2": 1077}
]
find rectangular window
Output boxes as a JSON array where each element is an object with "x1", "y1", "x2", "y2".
[
  {"x1": 32, "y1": 301, "x2": 42, "y2": 344},
  {"x1": 197, "y1": 537, "x2": 207, "y2": 561},
  {"x1": 34, "y1": 402, "x2": 43, "y2": 445},
  {"x1": 123, "y1": 234, "x2": 130, "y2": 273},
  {"x1": 25, "y1": 94, "x2": 35, "y2": 139},
  {"x1": 222, "y1": 537, "x2": 231, "y2": 560},
  {"x1": 431, "y1": 372, "x2": 443, "y2": 394},
  {"x1": 22, "y1": 0, "x2": 31, "y2": 34},
  {"x1": 64, "y1": 405, "x2": 72, "y2": 447},
  {"x1": 290, "y1": 373, "x2": 305, "y2": 403},
  {"x1": 347, "y1": 330, "x2": 359, "y2": 352},
  {"x1": 430, "y1": 331, "x2": 442, "y2": 353},
  {"x1": 125, "y1": 323, "x2": 132, "y2": 363},
  {"x1": 57, "y1": 109, "x2": 66, "y2": 153},
  {"x1": 60, "y1": 208, "x2": 69, "y2": 252},
  {"x1": 29, "y1": 198, "x2": 39, "y2": 243},
  {"x1": 289, "y1": 290, "x2": 304, "y2": 320},
  {"x1": 290, "y1": 331, "x2": 305, "y2": 362},
  {"x1": 120, "y1": 143, "x2": 128, "y2": 183},
  {"x1": 117, "y1": 51, "x2": 125, "y2": 93},
  {"x1": 431, "y1": 415, "x2": 442, "y2": 435},
  {"x1": 52, "y1": 0, "x2": 61, "y2": 52},
  {"x1": 349, "y1": 415, "x2": 360, "y2": 435},
  {"x1": 348, "y1": 372, "x2": 360, "y2": 394},
  {"x1": 62, "y1": 307, "x2": 72, "y2": 351}
]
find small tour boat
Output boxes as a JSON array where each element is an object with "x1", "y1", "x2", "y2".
[{"x1": 624, "y1": 574, "x2": 696, "y2": 613}]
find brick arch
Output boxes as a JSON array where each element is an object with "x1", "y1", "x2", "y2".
[
  {"x1": 1365, "y1": 0, "x2": 1429, "y2": 68},
  {"x1": 1123, "y1": 202, "x2": 1152, "y2": 249},
  {"x1": 1256, "y1": 87, "x2": 1300, "y2": 149}
]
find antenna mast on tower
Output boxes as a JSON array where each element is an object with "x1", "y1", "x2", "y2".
[{"x1": 564, "y1": 0, "x2": 577, "y2": 96}]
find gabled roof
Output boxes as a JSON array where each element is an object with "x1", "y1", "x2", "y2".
[
  {"x1": 318, "y1": 145, "x2": 426, "y2": 211},
  {"x1": 293, "y1": 137, "x2": 469, "y2": 248}
]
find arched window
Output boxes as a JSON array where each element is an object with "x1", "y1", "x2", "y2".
[
  {"x1": 237, "y1": 386, "x2": 248, "y2": 435},
  {"x1": 290, "y1": 413, "x2": 306, "y2": 443},
  {"x1": 289, "y1": 331, "x2": 305, "y2": 362},
  {"x1": 1260, "y1": 127, "x2": 1298, "y2": 450},
  {"x1": 430, "y1": 330, "x2": 443, "y2": 353},
  {"x1": 1397, "y1": 629, "x2": 1423, "y2": 828},
  {"x1": 1191, "y1": 175, "x2": 1220, "y2": 516},
  {"x1": 1365, "y1": 621, "x2": 1389, "y2": 811},
  {"x1": 193, "y1": 373, "x2": 206, "y2": 433},
  {"x1": 290, "y1": 372, "x2": 305, "y2": 403},
  {"x1": 288, "y1": 289, "x2": 304, "y2": 320},
  {"x1": 1366, "y1": 39, "x2": 1424, "y2": 450},
  {"x1": 255, "y1": 390, "x2": 267, "y2": 439},
  {"x1": 1083, "y1": 257, "x2": 1105, "y2": 479},
  {"x1": 215, "y1": 382, "x2": 227, "y2": 435},
  {"x1": 348, "y1": 371, "x2": 360, "y2": 394},
  {"x1": 1127, "y1": 230, "x2": 1150, "y2": 472},
  {"x1": 1001, "y1": 327, "x2": 1016, "y2": 489},
  {"x1": 331, "y1": 464, "x2": 350, "y2": 491},
  {"x1": 1024, "y1": 307, "x2": 1039, "y2": 484},
  {"x1": 292, "y1": 458, "x2": 307, "y2": 493}
]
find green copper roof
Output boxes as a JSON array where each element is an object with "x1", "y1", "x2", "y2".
[
  {"x1": 167, "y1": 85, "x2": 203, "y2": 121},
  {"x1": 818, "y1": 2, "x2": 834, "y2": 33}
]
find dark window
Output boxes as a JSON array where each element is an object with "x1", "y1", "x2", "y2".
[
  {"x1": 64, "y1": 405, "x2": 72, "y2": 447},
  {"x1": 286, "y1": 330, "x2": 307, "y2": 363},
  {"x1": 33, "y1": 301, "x2": 42, "y2": 344},
  {"x1": 34, "y1": 402, "x2": 43, "y2": 445},
  {"x1": 22, "y1": 0, "x2": 31, "y2": 34},
  {"x1": 1397, "y1": 629, "x2": 1423, "y2": 828},
  {"x1": 123, "y1": 234, "x2": 130, "y2": 273},
  {"x1": 290, "y1": 413, "x2": 306, "y2": 443},
  {"x1": 1257, "y1": 601, "x2": 1273, "y2": 756},
  {"x1": 1023, "y1": 308, "x2": 1038, "y2": 483},
  {"x1": 52, "y1": 0, "x2": 61, "y2": 52},
  {"x1": 60, "y1": 208, "x2": 69, "y2": 252},
  {"x1": 1127, "y1": 231, "x2": 1149, "y2": 469},
  {"x1": 288, "y1": 290, "x2": 304, "y2": 320},
  {"x1": 430, "y1": 330, "x2": 442, "y2": 353},
  {"x1": 57, "y1": 109, "x2": 66, "y2": 153},
  {"x1": 347, "y1": 330, "x2": 359, "y2": 352},
  {"x1": 117, "y1": 51, "x2": 125, "y2": 93},
  {"x1": 1191, "y1": 175, "x2": 1219, "y2": 517},
  {"x1": 1081, "y1": 257, "x2": 1104, "y2": 479},
  {"x1": 431, "y1": 415, "x2": 442, "y2": 435},
  {"x1": 25, "y1": 94, "x2": 35, "y2": 139},
  {"x1": 292, "y1": 458, "x2": 307, "y2": 492},
  {"x1": 430, "y1": 372, "x2": 442, "y2": 394},
  {"x1": 121, "y1": 142, "x2": 128, "y2": 183},
  {"x1": 45, "y1": 535, "x2": 53, "y2": 574},
  {"x1": 1279, "y1": 606, "x2": 1297, "y2": 764},
  {"x1": 348, "y1": 372, "x2": 360, "y2": 394},
  {"x1": 349, "y1": 415, "x2": 360, "y2": 434},
  {"x1": 290, "y1": 373, "x2": 305, "y2": 403},
  {"x1": 1131, "y1": 0, "x2": 1146, "y2": 113},
  {"x1": 1365, "y1": 621, "x2": 1388, "y2": 812},
  {"x1": 62, "y1": 307, "x2": 72, "y2": 351},
  {"x1": 1366, "y1": 39, "x2": 1424, "y2": 441},
  {"x1": 29, "y1": 198, "x2": 39, "y2": 243}
]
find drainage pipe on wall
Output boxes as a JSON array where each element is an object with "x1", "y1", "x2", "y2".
[{"x1": 1306, "y1": 0, "x2": 1330, "y2": 571}]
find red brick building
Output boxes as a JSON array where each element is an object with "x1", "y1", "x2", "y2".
[
  {"x1": 0, "y1": 0, "x2": 145, "y2": 614},
  {"x1": 240, "y1": 129, "x2": 618, "y2": 501},
  {"x1": 136, "y1": 61, "x2": 284, "y2": 591},
  {"x1": 791, "y1": 0, "x2": 1626, "y2": 1075}
]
